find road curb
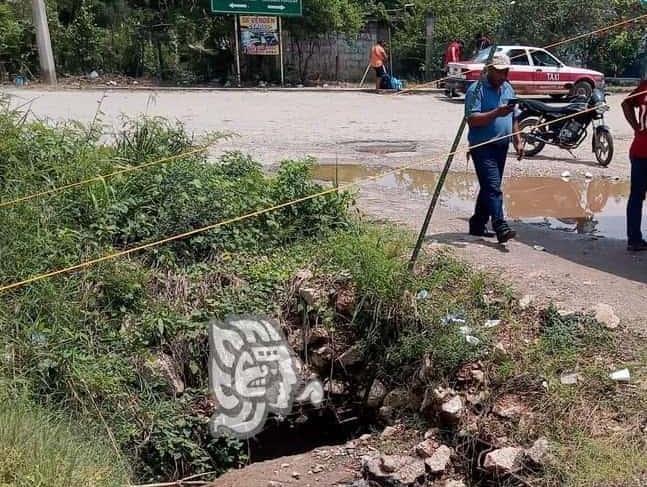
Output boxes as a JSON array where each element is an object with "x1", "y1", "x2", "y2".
[{"x1": 2, "y1": 85, "x2": 444, "y2": 95}]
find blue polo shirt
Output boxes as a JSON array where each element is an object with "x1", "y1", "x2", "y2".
[{"x1": 465, "y1": 79, "x2": 517, "y2": 146}]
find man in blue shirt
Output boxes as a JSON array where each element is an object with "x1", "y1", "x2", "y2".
[{"x1": 465, "y1": 52, "x2": 522, "y2": 243}]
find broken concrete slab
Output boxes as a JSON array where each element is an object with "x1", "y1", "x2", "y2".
[
  {"x1": 592, "y1": 303, "x2": 620, "y2": 329},
  {"x1": 483, "y1": 447, "x2": 524, "y2": 474},
  {"x1": 424, "y1": 445, "x2": 452, "y2": 474}
]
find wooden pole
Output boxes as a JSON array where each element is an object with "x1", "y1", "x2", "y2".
[
  {"x1": 234, "y1": 15, "x2": 241, "y2": 87},
  {"x1": 278, "y1": 17, "x2": 285, "y2": 87},
  {"x1": 359, "y1": 63, "x2": 371, "y2": 88}
]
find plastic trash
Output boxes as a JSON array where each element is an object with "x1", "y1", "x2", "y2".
[
  {"x1": 416, "y1": 290, "x2": 429, "y2": 300},
  {"x1": 465, "y1": 335, "x2": 481, "y2": 346},
  {"x1": 609, "y1": 369, "x2": 630, "y2": 382},
  {"x1": 484, "y1": 319, "x2": 501, "y2": 328},
  {"x1": 442, "y1": 313, "x2": 466, "y2": 326}
]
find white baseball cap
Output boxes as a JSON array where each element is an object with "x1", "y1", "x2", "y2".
[{"x1": 489, "y1": 53, "x2": 511, "y2": 71}]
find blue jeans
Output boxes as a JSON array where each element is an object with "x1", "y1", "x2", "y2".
[
  {"x1": 470, "y1": 143, "x2": 509, "y2": 232},
  {"x1": 627, "y1": 157, "x2": 647, "y2": 244}
]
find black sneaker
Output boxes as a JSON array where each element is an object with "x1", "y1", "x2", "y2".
[
  {"x1": 496, "y1": 227, "x2": 517, "y2": 244},
  {"x1": 469, "y1": 228, "x2": 496, "y2": 238},
  {"x1": 627, "y1": 240, "x2": 647, "y2": 252}
]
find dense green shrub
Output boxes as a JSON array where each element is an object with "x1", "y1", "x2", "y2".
[{"x1": 0, "y1": 104, "x2": 351, "y2": 481}]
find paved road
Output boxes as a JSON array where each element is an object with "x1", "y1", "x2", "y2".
[{"x1": 3, "y1": 88, "x2": 635, "y2": 179}]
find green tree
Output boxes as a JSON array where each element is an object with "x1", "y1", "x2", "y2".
[{"x1": 0, "y1": 3, "x2": 36, "y2": 79}]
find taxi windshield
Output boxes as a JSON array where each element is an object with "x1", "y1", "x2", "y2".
[{"x1": 471, "y1": 47, "x2": 502, "y2": 63}]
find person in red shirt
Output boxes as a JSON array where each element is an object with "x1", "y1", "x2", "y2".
[
  {"x1": 621, "y1": 67, "x2": 647, "y2": 251},
  {"x1": 444, "y1": 39, "x2": 462, "y2": 68}
]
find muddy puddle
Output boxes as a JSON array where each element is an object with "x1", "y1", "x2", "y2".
[{"x1": 313, "y1": 164, "x2": 630, "y2": 240}]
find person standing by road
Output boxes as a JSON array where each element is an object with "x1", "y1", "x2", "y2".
[
  {"x1": 465, "y1": 53, "x2": 522, "y2": 243},
  {"x1": 370, "y1": 40, "x2": 388, "y2": 91},
  {"x1": 621, "y1": 64, "x2": 647, "y2": 251},
  {"x1": 473, "y1": 33, "x2": 492, "y2": 56},
  {"x1": 444, "y1": 39, "x2": 462, "y2": 68}
]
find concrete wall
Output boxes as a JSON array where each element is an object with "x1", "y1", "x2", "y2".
[{"x1": 283, "y1": 23, "x2": 387, "y2": 82}]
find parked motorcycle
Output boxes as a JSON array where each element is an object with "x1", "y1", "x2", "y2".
[{"x1": 518, "y1": 89, "x2": 613, "y2": 166}]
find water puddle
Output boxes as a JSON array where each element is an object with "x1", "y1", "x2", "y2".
[{"x1": 312, "y1": 164, "x2": 629, "y2": 240}]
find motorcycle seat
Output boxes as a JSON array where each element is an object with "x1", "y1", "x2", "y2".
[{"x1": 521, "y1": 99, "x2": 585, "y2": 114}]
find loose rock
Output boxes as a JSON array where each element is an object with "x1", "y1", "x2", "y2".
[
  {"x1": 307, "y1": 327, "x2": 329, "y2": 347},
  {"x1": 380, "y1": 425, "x2": 398, "y2": 439},
  {"x1": 593, "y1": 303, "x2": 620, "y2": 329},
  {"x1": 471, "y1": 369, "x2": 485, "y2": 384},
  {"x1": 519, "y1": 294, "x2": 534, "y2": 309},
  {"x1": 383, "y1": 388, "x2": 410, "y2": 410},
  {"x1": 440, "y1": 395, "x2": 464, "y2": 423},
  {"x1": 483, "y1": 447, "x2": 524, "y2": 473},
  {"x1": 147, "y1": 353, "x2": 185, "y2": 395},
  {"x1": 338, "y1": 345, "x2": 363, "y2": 367},
  {"x1": 299, "y1": 287, "x2": 318, "y2": 306},
  {"x1": 493, "y1": 395, "x2": 526, "y2": 420},
  {"x1": 425, "y1": 445, "x2": 452, "y2": 474},
  {"x1": 363, "y1": 455, "x2": 426, "y2": 486},
  {"x1": 378, "y1": 405, "x2": 395, "y2": 425},
  {"x1": 267, "y1": 482, "x2": 282, "y2": 487},
  {"x1": 414, "y1": 439, "x2": 438, "y2": 458},
  {"x1": 526, "y1": 437, "x2": 550, "y2": 466},
  {"x1": 424, "y1": 428, "x2": 439, "y2": 440},
  {"x1": 443, "y1": 481, "x2": 467, "y2": 487},
  {"x1": 291, "y1": 471, "x2": 300, "y2": 479},
  {"x1": 560, "y1": 372, "x2": 580, "y2": 385},
  {"x1": 366, "y1": 379, "x2": 388, "y2": 408},
  {"x1": 310, "y1": 345, "x2": 332, "y2": 371},
  {"x1": 493, "y1": 342, "x2": 508, "y2": 362}
]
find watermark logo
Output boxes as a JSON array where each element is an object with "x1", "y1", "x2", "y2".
[{"x1": 208, "y1": 315, "x2": 323, "y2": 439}]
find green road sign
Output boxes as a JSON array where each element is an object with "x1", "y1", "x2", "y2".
[{"x1": 211, "y1": 0, "x2": 302, "y2": 17}]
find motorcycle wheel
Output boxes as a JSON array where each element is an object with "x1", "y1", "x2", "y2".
[
  {"x1": 593, "y1": 129, "x2": 614, "y2": 167},
  {"x1": 519, "y1": 116, "x2": 546, "y2": 157}
]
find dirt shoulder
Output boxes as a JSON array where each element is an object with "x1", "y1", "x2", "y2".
[{"x1": 357, "y1": 183, "x2": 647, "y2": 336}]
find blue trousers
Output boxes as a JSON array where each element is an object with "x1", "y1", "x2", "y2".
[
  {"x1": 627, "y1": 157, "x2": 647, "y2": 244},
  {"x1": 469, "y1": 143, "x2": 509, "y2": 232}
]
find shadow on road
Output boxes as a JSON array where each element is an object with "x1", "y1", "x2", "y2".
[{"x1": 431, "y1": 221, "x2": 647, "y2": 285}]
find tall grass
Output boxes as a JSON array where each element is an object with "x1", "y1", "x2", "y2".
[{"x1": 0, "y1": 401, "x2": 129, "y2": 487}]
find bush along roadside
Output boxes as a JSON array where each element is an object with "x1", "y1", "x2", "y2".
[{"x1": 0, "y1": 104, "x2": 644, "y2": 486}]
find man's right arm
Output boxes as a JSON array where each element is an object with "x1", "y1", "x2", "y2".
[{"x1": 465, "y1": 84, "x2": 513, "y2": 128}]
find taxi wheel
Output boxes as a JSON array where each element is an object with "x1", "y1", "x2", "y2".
[{"x1": 569, "y1": 81, "x2": 593, "y2": 100}]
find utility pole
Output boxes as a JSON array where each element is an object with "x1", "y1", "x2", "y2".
[{"x1": 31, "y1": 0, "x2": 57, "y2": 85}]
